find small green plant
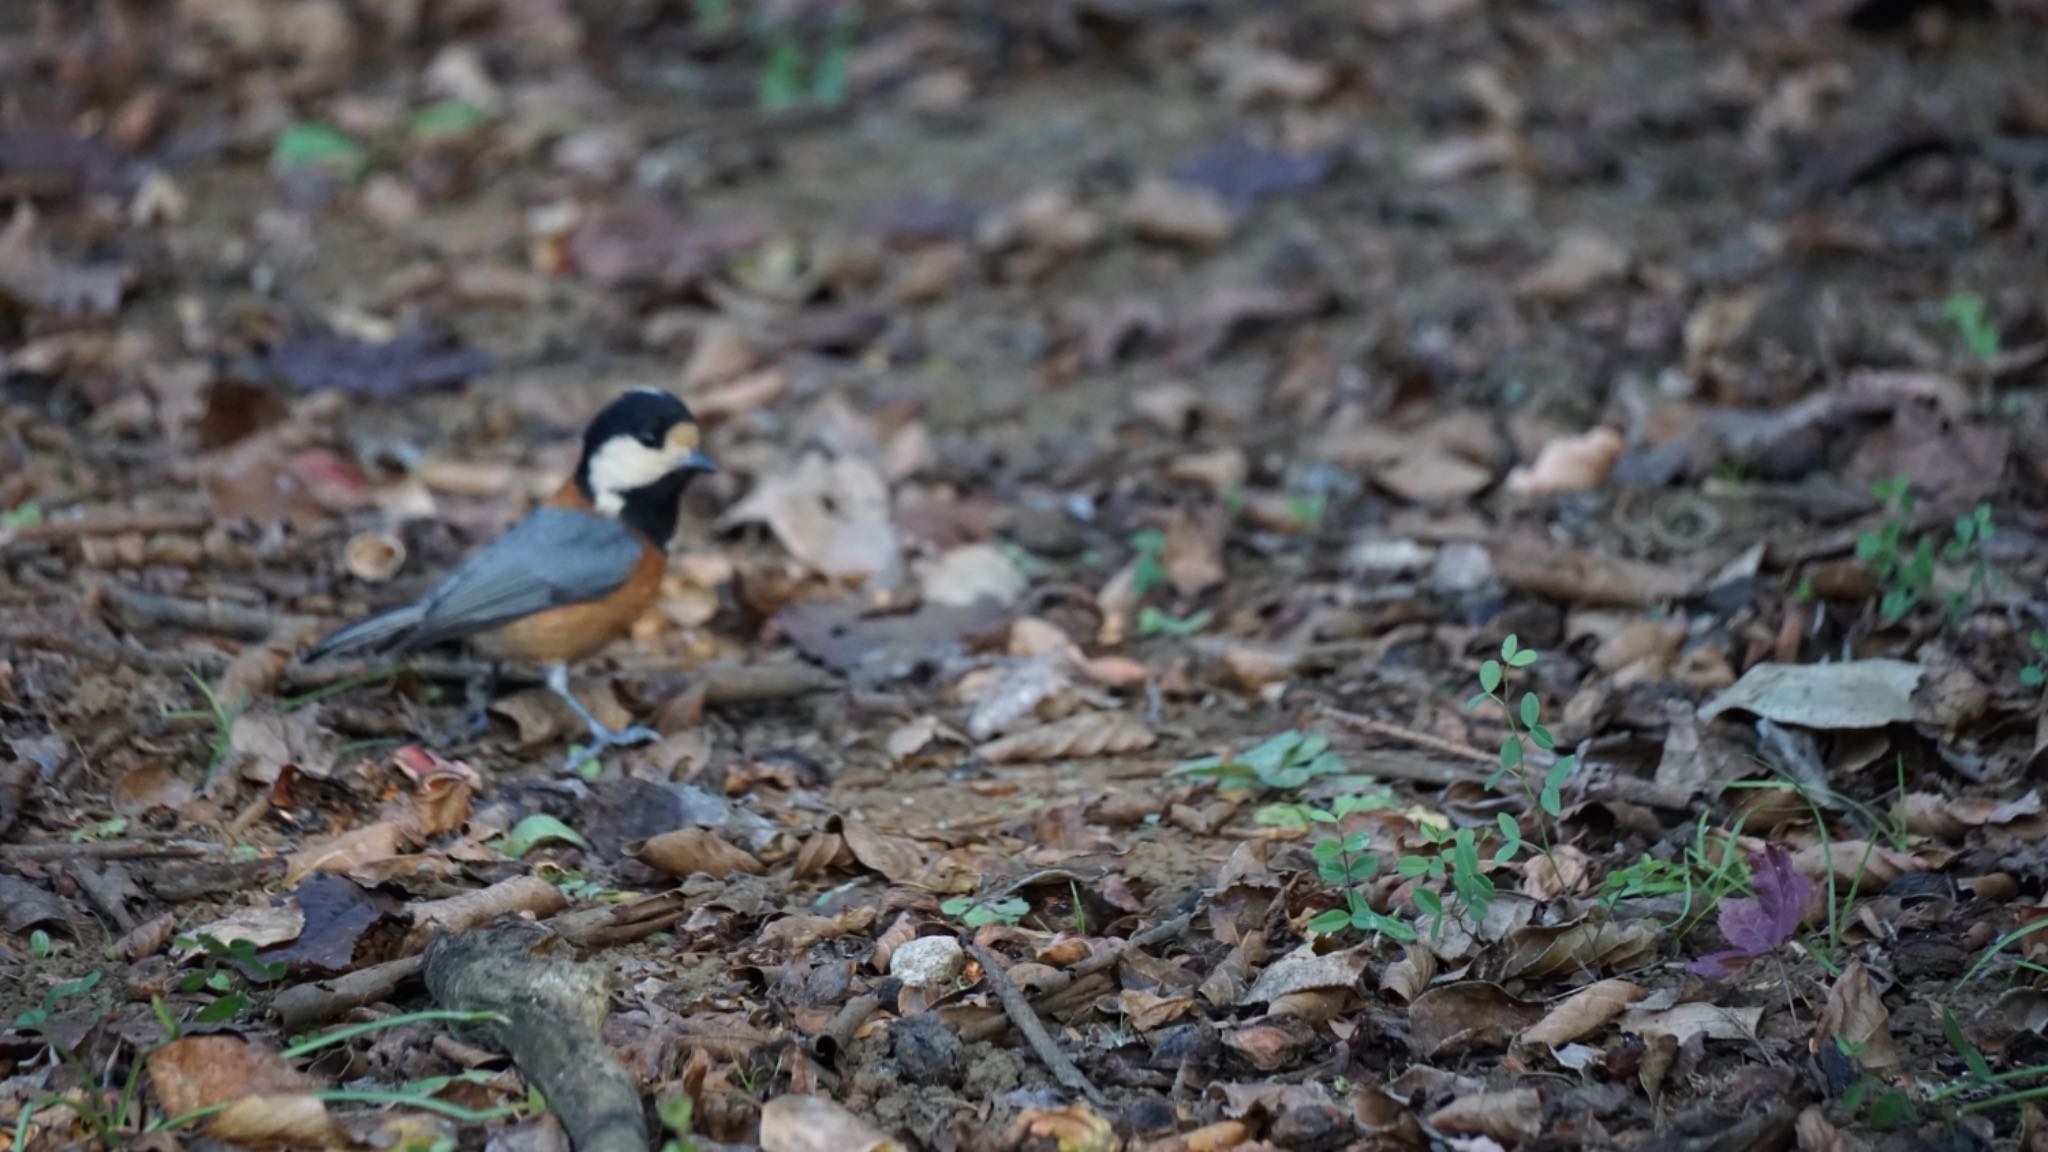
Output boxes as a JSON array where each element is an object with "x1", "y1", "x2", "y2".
[
  {"x1": 164, "y1": 670, "x2": 240, "y2": 783},
  {"x1": 1177, "y1": 730, "x2": 1345, "y2": 793},
  {"x1": 940, "y1": 895, "x2": 1030, "y2": 929},
  {"x1": 28, "y1": 929, "x2": 53, "y2": 959},
  {"x1": 2, "y1": 500, "x2": 42, "y2": 530},
  {"x1": 2021, "y1": 630, "x2": 2048, "y2": 689},
  {"x1": 1469, "y1": 634, "x2": 1574, "y2": 820},
  {"x1": 271, "y1": 122, "x2": 369, "y2": 180},
  {"x1": 1835, "y1": 1035, "x2": 1916, "y2": 1127},
  {"x1": 1129, "y1": 528, "x2": 1168, "y2": 597},
  {"x1": 70, "y1": 817, "x2": 129, "y2": 844},
  {"x1": 658, "y1": 1093, "x2": 701, "y2": 1152},
  {"x1": 1943, "y1": 292, "x2": 2001, "y2": 362},
  {"x1": 1137, "y1": 606, "x2": 1211, "y2": 637},
  {"x1": 1397, "y1": 822, "x2": 1503, "y2": 937},
  {"x1": 750, "y1": 7, "x2": 856, "y2": 112},
  {"x1": 1855, "y1": 477, "x2": 1998, "y2": 623},
  {"x1": 1303, "y1": 804, "x2": 1415, "y2": 942},
  {"x1": 173, "y1": 934, "x2": 287, "y2": 1022},
  {"x1": 1599, "y1": 812, "x2": 1753, "y2": 931},
  {"x1": 13, "y1": 969, "x2": 102, "y2": 1030},
  {"x1": 490, "y1": 814, "x2": 591, "y2": 859}
]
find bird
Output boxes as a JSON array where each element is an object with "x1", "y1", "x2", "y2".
[{"x1": 302, "y1": 388, "x2": 717, "y2": 765}]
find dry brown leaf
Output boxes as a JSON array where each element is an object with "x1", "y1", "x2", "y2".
[
  {"x1": 1817, "y1": 961, "x2": 1899, "y2": 1070},
  {"x1": 1428, "y1": 1088, "x2": 1542, "y2": 1145},
  {"x1": 1126, "y1": 178, "x2": 1232, "y2": 246},
  {"x1": 1408, "y1": 981, "x2": 1544, "y2": 1057},
  {"x1": 181, "y1": 903, "x2": 304, "y2": 958},
  {"x1": 1374, "y1": 448, "x2": 1494, "y2": 504},
  {"x1": 978, "y1": 711, "x2": 1157, "y2": 764},
  {"x1": 1163, "y1": 506, "x2": 1226, "y2": 599},
  {"x1": 209, "y1": 1094, "x2": 344, "y2": 1147},
  {"x1": 634, "y1": 828, "x2": 765, "y2": 878},
  {"x1": 1520, "y1": 979, "x2": 1646, "y2": 1048},
  {"x1": 1489, "y1": 531, "x2": 1700, "y2": 607},
  {"x1": 1241, "y1": 945, "x2": 1371, "y2": 1006},
  {"x1": 1516, "y1": 228, "x2": 1628, "y2": 302},
  {"x1": 1496, "y1": 916, "x2": 1656, "y2": 980},
  {"x1": 839, "y1": 821, "x2": 929, "y2": 883},
  {"x1": 1621, "y1": 1002, "x2": 1762, "y2": 1044},
  {"x1": 111, "y1": 762, "x2": 196, "y2": 817},
  {"x1": 148, "y1": 1036, "x2": 321, "y2": 1117},
  {"x1": 719, "y1": 452, "x2": 902, "y2": 587},
  {"x1": 759, "y1": 1094, "x2": 907, "y2": 1152},
  {"x1": 916, "y1": 543, "x2": 1027, "y2": 608},
  {"x1": 284, "y1": 820, "x2": 412, "y2": 885},
  {"x1": 1379, "y1": 946, "x2": 1439, "y2": 1003},
  {"x1": 1505, "y1": 426, "x2": 1624, "y2": 495}
]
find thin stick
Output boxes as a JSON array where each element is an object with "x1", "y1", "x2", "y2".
[
  {"x1": 1324, "y1": 710, "x2": 1696, "y2": 811},
  {"x1": 1322, "y1": 707, "x2": 1493, "y2": 766},
  {"x1": 97, "y1": 584, "x2": 306, "y2": 640},
  {"x1": 0, "y1": 839, "x2": 215, "y2": 862},
  {"x1": 1, "y1": 508, "x2": 208, "y2": 546},
  {"x1": 965, "y1": 943, "x2": 1104, "y2": 1105}
]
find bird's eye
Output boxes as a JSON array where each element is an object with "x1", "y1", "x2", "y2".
[{"x1": 635, "y1": 428, "x2": 663, "y2": 447}]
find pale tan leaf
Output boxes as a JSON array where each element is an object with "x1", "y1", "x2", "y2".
[
  {"x1": 210, "y1": 1094, "x2": 343, "y2": 1146},
  {"x1": 1520, "y1": 979, "x2": 1646, "y2": 1048},
  {"x1": 760, "y1": 1094, "x2": 908, "y2": 1152},
  {"x1": 633, "y1": 828, "x2": 765, "y2": 878},
  {"x1": 839, "y1": 821, "x2": 928, "y2": 883},
  {"x1": 148, "y1": 1037, "x2": 321, "y2": 1117},
  {"x1": 1428, "y1": 1088, "x2": 1542, "y2": 1144},
  {"x1": 1817, "y1": 961, "x2": 1899, "y2": 1070},
  {"x1": 977, "y1": 711, "x2": 1156, "y2": 764}
]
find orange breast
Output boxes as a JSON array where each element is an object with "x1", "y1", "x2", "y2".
[{"x1": 474, "y1": 542, "x2": 665, "y2": 666}]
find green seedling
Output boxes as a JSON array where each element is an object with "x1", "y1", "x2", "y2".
[
  {"x1": 1138, "y1": 606, "x2": 1211, "y2": 637},
  {"x1": 1943, "y1": 292, "x2": 2001, "y2": 362},
  {"x1": 490, "y1": 813, "x2": 591, "y2": 859},
  {"x1": 940, "y1": 895, "x2": 1030, "y2": 929},
  {"x1": 1855, "y1": 477, "x2": 1998, "y2": 623},
  {"x1": 1177, "y1": 729, "x2": 1345, "y2": 793},
  {"x1": 1129, "y1": 528, "x2": 1168, "y2": 597},
  {"x1": 174, "y1": 934, "x2": 287, "y2": 1022},
  {"x1": 2021, "y1": 629, "x2": 2048, "y2": 689}
]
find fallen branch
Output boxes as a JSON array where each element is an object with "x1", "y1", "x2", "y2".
[
  {"x1": 96, "y1": 583, "x2": 311, "y2": 641},
  {"x1": 957, "y1": 913, "x2": 1194, "y2": 1044},
  {"x1": 273, "y1": 955, "x2": 427, "y2": 1032},
  {"x1": 1323, "y1": 708, "x2": 1695, "y2": 811},
  {"x1": 425, "y1": 923, "x2": 647, "y2": 1152},
  {"x1": 1322, "y1": 709, "x2": 1493, "y2": 767},
  {"x1": 1, "y1": 507, "x2": 208, "y2": 548},
  {"x1": 0, "y1": 838, "x2": 215, "y2": 863},
  {"x1": 965, "y1": 943, "x2": 1104, "y2": 1105}
]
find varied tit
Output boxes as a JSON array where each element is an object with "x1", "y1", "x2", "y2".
[{"x1": 303, "y1": 388, "x2": 717, "y2": 764}]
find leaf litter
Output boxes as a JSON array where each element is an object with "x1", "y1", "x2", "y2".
[{"x1": 6, "y1": 2, "x2": 2048, "y2": 1150}]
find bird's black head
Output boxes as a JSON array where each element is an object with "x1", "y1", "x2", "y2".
[{"x1": 574, "y1": 388, "x2": 717, "y2": 543}]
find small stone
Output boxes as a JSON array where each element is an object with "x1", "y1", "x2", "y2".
[{"x1": 889, "y1": 935, "x2": 966, "y2": 990}]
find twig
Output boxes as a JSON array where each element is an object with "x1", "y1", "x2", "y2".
[
  {"x1": 1322, "y1": 708, "x2": 1494, "y2": 767},
  {"x1": 958, "y1": 913, "x2": 1195, "y2": 1043},
  {"x1": 0, "y1": 507, "x2": 208, "y2": 547},
  {"x1": 96, "y1": 584, "x2": 308, "y2": 641},
  {"x1": 61, "y1": 860, "x2": 137, "y2": 934},
  {"x1": 965, "y1": 943, "x2": 1105, "y2": 1105},
  {"x1": 0, "y1": 839, "x2": 215, "y2": 862},
  {"x1": 1323, "y1": 710, "x2": 1696, "y2": 811},
  {"x1": 273, "y1": 956, "x2": 427, "y2": 1032}
]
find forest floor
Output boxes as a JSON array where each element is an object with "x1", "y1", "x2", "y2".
[{"x1": 6, "y1": 1, "x2": 2048, "y2": 1150}]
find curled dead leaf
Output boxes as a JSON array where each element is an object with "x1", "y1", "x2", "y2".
[
  {"x1": 1428, "y1": 1088, "x2": 1542, "y2": 1145},
  {"x1": 633, "y1": 828, "x2": 765, "y2": 879},
  {"x1": 1408, "y1": 981, "x2": 1543, "y2": 1057},
  {"x1": 978, "y1": 711, "x2": 1156, "y2": 764},
  {"x1": 1505, "y1": 426, "x2": 1624, "y2": 495},
  {"x1": 1520, "y1": 979, "x2": 1646, "y2": 1048}
]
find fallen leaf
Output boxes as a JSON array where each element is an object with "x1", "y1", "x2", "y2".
[
  {"x1": 148, "y1": 1036, "x2": 321, "y2": 1117},
  {"x1": 1125, "y1": 177, "x2": 1232, "y2": 246},
  {"x1": 1241, "y1": 945, "x2": 1371, "y2": 1006},
  {"x1": 840, "y1": 821, "x2": 928, "y2": 884},
  {"x1": 1699, "y1": 660, "x2": 1922, "y2": 730},
  {"x1": 1489, "y1": 532, "x2": 1700, "y2": 607},
  {"x1": 1520, "y1": 980, "x2": 1646, "y2": 1048},
  {"x1": 111, "y1": 763, "x2": 196, "y2": 817},
  {"x1": 1621, "y1": 1002, "x2": 1763, "y2": 1044},
  {"x1": 1516, "y1": 228, "x2": 1628, "y2": 302},
  {"x1": 721, "y1": 452, "x2": 902, "y2": 587},
  {"x1": 209, "y1": 1094, "x2": 344, "y2": 1146},
  {"x1": 1817, "y1": 961, "x2": 1900, "y2": 1070},
  {"x1": 1375, "y1": 448, "x2": 1494, "y2": 504},
  {"x1": 917, "y1": 543, "x2": 1028, "y2": 608},
  {"x1": 978, "y1": 711, "x2": 1156, "y2": 764},
  {"x1": 1408, "y1": 982, "x2": 1544, "y2": 1057},
  {"x1": 1505, "y1": 427, "x2": 1624, "y2": 495},
  {"x1": 284, "y1": 821, "x2": 411, "y2": 885},
  {"x1": 760, "y1": 1094, "x2": 909, "y2": 1152},
  {"x1": 775, "y1": 596, "x2": 1008, "y2": 682},
  {"x1": 1689, "y1": 844, "x2": 1814, "y2": 978},
  {"x1": 634, "y1": 828, "x2": 766, "y2": 878},
  {"x1": 1428, "y1": 1088, "x2": 1541, "y2": 1145},
  {"x1": 182, "y1": 903, "x2": 303, "y2": 957},
  {"x1": 1163, "y1": 506, "x2": 1227, "y2": 598}
]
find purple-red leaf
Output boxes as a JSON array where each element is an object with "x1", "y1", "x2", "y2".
[{"x1": 1687, "y1": 844, "x2": 1814, "y2": 979}]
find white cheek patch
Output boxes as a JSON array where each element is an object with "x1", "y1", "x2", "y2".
[{"x1": 585, "y1": 436, "x2": 685, "y2": 514}]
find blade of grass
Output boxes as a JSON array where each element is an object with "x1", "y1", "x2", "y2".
[{"x1": 280, "y1": 1010, "x2": 509, "y2": 1060}]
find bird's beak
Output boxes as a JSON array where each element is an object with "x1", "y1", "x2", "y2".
[{"x1": 683, "y1": 449, "x2": 718, "y2": 475}]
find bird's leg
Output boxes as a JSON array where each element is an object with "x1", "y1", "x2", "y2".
[
  {"x1": 459, "y1": 663, "x2": 501, "y2": 739},
  {"x1": 547, "y1": 664, "x2": 659, "y2": 770}
]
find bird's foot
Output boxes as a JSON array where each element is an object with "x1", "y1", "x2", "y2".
[{"x1": 563, "y1": 723, "x2": 661, "y2": 776}]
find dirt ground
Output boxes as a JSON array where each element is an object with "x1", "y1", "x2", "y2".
[{"x1": 6, "y1": 1, "x2": 2048, "y2": 1150}]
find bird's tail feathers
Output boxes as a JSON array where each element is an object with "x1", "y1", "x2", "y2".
[{"x1": 302, "y1": 603, "x2": 426, "y2": 662}]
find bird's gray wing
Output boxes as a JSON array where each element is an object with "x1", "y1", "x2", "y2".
[{"x1": 395, "y1": 506, "x2": 645, "y2": 652}]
